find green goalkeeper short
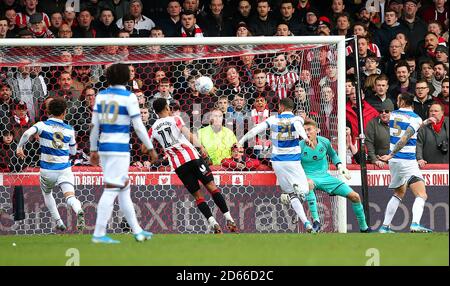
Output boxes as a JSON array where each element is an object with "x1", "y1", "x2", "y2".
[{"x1": 309, "y1": 174, "x2": 353, "y2": 197}]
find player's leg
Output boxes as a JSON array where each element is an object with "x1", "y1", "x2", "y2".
[
  {"x1": 345, "y1": 191, "x2": 370, "y2": 232},
  {"x1": 305, "y1": 179, "x2": 321, "y2": 232},
  {"x1": 198, "y1": 159, "x2": 237, "y2": 232},
  {"x1": 176, "y1": 160, "x2": 221, "y2": 234},
  {"x1": 379, "y1": 161, "x2": 407, "y2": 233},
  {"x1": 57, "y1": 170, "x2": 84, "y2": 230},
  {"x1": 274, "y1": 161, "x2": 312, "y2": 232},
  {"x1": 40, "y1": 172, "x2": 65, "y2": 231},
  {"x1": 409, "y1": 176, "x2": 432, "y2": 233},
  {"x1": 92, "y1": 155, "x2": 122, "y2": 243}
]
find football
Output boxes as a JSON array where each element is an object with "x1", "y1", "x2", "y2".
[{"x1": 195, "y1": 76, "x2": 214, "y2": 94}]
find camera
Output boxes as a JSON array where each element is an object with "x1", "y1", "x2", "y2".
[{"x1": 437, "y1": 140, "x2": 448, "y2": 154}]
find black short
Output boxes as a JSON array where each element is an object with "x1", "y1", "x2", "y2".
[{"x1": 175, "y1": 158, "x2": 214, "y2": 194}]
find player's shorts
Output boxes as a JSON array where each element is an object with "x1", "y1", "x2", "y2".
[
  {"x1": 40, "y1": 168, "x2": 74, "y2": 194},
  {"x1": 99, "y1": 154, "x2": 130, "y2": 187},
  {"x1": 309, "y1": 174, "x2": 352, "y2": 197},
  {"x1": 388, "y1": 159, "x2": 424, "y2": 189},
  {"x1": 272, "y1": 160, "x2": 309, "y2": 195},
  {"x1": 175, "y1": 158, "x2": 214, "y2": 194}
]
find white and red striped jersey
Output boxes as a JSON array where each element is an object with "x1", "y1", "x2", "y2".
[
  {"x1": 266, "y1": 70, "x2": 299, "y2": 99},
  {"x1": 149, "y1": 116, "x2": 200, "y2": 170},
  {"x1": 16, "y1": 12, "x2": 51, "y2": 29},
  {"x1": 346, "y1": 42, "x2": 381, "y2": 58}
]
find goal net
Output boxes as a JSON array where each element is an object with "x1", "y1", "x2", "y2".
[{"x1": 0, "y1": 37, "x2": 347, "y2": 235}]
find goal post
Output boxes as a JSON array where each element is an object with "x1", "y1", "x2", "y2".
[{"x1": 0, "y1": 36, "x2": 348, "y2": 233}]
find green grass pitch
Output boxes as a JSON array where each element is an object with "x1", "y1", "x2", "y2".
[{"x1": 0, "y1": 233, "x2": 448, "y2": 266}]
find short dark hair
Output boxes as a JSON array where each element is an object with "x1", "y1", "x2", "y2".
[
  {"x1": 48, "y1": 97, "x2": 68, "y2": 116},
  {"x1": 105, "y1": 63, "x2": 130, "y2": 86},
  {"x1": 279, "y1": 97, "x2": 294, "y2": 110},
  {"x1": 394, "y1": 60, "x2": 410, "y2": 72},
  {"x1": 181, "y1": 10, "x2": 196, "y2": 17},
  {"x1": 398, "y1": 92, "x2": 415, "y2": 107},
  {"x1": 152, "y1": 97, "x2": 169, "y2": 114}
]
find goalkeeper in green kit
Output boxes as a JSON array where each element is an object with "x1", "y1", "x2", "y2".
[{"x1": 299, "y1": 119, "x2": 371, "y2": 233}]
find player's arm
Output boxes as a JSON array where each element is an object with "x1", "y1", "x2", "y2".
[
  {"x1": 16, "y1": 125, "x2": 38, "y2": 159},
  {"x1": 89, "y1": 110, "x2": 100, "y2": 166},
  {"x1": 293, "y1": 120, "x2": 314, "y2": 147},
  {"x1": 131, "y1": 116, "x2": 157, "y2": 163},
  {"x1": 69, "y1": 130, "x2": 77, "y2": 156},
  {"x1": 180, "y1": 126, "x2": 207, "y2": 156},
  {"x1": 238, "y1": 121, "x2": 269, "y2": 146},
  {"x1": 325, "y1": 139, "x2": 351, "y2": 180}
]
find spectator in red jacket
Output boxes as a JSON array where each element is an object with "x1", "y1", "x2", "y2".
[
  {"x1": 221, "y1": 143, "x2": 261, "y2": 171},
  {"x1": 346, "y1": 84, "x2": 380, "y2": 140}
]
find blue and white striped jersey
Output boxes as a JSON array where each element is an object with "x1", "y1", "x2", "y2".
[
  {"x1": 389, "y1": 108, "x2": 422, "y2": 160},
  {"x1": 33, "y1": 118, "x2": 76, "y2": 171},
  {"x1": 265, "y1": 112, "x2": 304, "y2": 161},
  {"x1": 92, "y1": 85, "x2": 140, "y2": 155}
]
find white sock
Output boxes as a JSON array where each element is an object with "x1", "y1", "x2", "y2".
[
  {"x1": 223, "y1": 211, "x2": 233, "y2": 222},
  {"x1": 60, "y1": 183, "x2": 82, "y2": 214},
  {"x1": 66, "y1": 196, "x2": 82, "y2": 214},
  {"x1": 93, "y1": 189, "x2": 119, "y2": 237},
  {"x1": 412, "y1": 197, "x2": 426, "y2": 225},
  {"x1": 42, "y1": 192, "x2": 62, "y2": 223},
  {"x1": 382, "y1": 195, "x2": 401, "y2": 226},
  {"x1": 290, "y1": 197, "x2": 309, "y2": 224},
  {"x1": 118, "y1": 184, "x2": 143, "y2": 235}
]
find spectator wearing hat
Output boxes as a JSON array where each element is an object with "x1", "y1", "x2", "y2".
[
  {"x1": 317, "y1": 16, "x2": 332, "y2": 35},
  {"x1": 278, "y1": 0, "x2": 303, "y2": 36},
  {"x1": 28, "y1": 12, "x2": 54, "y2": 38},
  {"x1": 417, "y1": 102, "x2": 449, "y2": 166},
  {"x1": 157, "y1": 0, "x2": 182, "y2": 38},
  {"x1": 15, "y1": 0, "x2": 50, "y2": 29},
  {"x1": 116, "y1": 0, "x2": 155, "y2": 32},
  {"x1": 221, "y1": 143, "x2": 261, "y2": 171},
  {"x1": 435, "y1": 77, "x2": 449, "y2": 116},
  {"x1": 235, "y1": 21, "x2": 253, "y2": 36},
  {"x1": 300, "y1": 8, "x2": 319, "y2": 35},
  {"x1": 421, "y1": 0, "x2": 448, "y2": 29},
  {"x1": 435, "y1": 45, "x2": 449, "y2": 68},
  {"x1": 373, "y1": 8, "x2": 408, "y2": 57},
  {"x1": 365, "y1": 99, "x2": 394, "y2": 168},
  {"x1": 400, "y1": 0, "x2": 428, "y2": 54},
  {"x1": 248, "y1": 0, "x2": 277, "y2": 36},
  {"x1": 73, "y1": 8, "x2": 97, "y2": 38}
]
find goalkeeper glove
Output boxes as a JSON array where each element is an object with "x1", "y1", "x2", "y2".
[
  {"x1": 280, "y1": 193, "x2": 291, "y2": 205},
  {"x1": 337, "y1": 164, "x2": 351, "y2": 180}
]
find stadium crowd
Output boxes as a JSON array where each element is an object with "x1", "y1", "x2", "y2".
[{"x1": 0, "y1": 0, "x2": 448, "y2": 172}]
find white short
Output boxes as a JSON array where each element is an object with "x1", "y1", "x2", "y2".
[
  {"x1": 388, "y1": 159, "x2": 424, "y2": 189},
  {"x1": 272, "y1": 161, "x2": 309, "y2": 195},
  {"x1": 40, "y1": 168, "x2": 74, "y2": 194},
  {"x1": 100, "y1": 154, "x2": 130, "y2": 187}
]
